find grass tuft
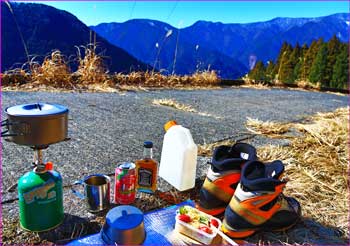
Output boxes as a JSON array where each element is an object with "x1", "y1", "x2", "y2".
[
  {"x1": 246, "y1": 117, "x2": 291, "y2": 136},
  {"x1": 75, "y1": 44, "x2": 109, "y2": 85},
  {"x1": 31, "y1": 50, "x2": 72, "y2": 87},
  {"x1": 152, "y1": 98, "x2": 222, "y2": 119}
]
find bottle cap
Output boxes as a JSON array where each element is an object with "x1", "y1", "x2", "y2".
[
  {"x1": 164, "y1": 120, "x2": 177, "y2": 132},
  {"x1": 143, "y1": 141, "x2": 153, "y2": 148},
  {"x1": 45, "y1": 162, "x2": 53, "y2": 171}
]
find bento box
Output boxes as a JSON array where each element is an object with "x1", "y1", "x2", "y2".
[{"x1": 175, "y1": 205, "x2": 222, "y2": 244}]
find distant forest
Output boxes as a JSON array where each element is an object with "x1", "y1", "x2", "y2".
[{"x1": 248, "y1": 36, "x2": 349, "y2": 89}]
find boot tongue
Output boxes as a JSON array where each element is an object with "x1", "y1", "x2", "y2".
[
  {"x1": 241, "y1": 161, "x2": 284, "y2": 192},
  {"x1": 245, "y1": 161, "x2": 265, "y2": 179},
  {"x1": 211, "y1": 143, "x2": 257, "y2": 171}
]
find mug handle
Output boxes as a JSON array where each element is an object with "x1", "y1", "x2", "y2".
[{"x1": 71, "y1": 180, "x2": 85, "y2": 199}]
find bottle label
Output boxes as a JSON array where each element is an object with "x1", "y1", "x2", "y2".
[
  {"x1": 21, "y1": 179, "x2": 57, "y2": 204},
  {"x1": 138, "y1": 168, "x2": 153, "y2": 187}
]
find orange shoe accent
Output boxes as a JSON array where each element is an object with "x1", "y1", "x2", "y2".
[
  {"x1": 229, "y1": 183, "x2": 286, "y2": 226},
  {"x1": 213, "y1": 172, "x2": 241, "y2": 195},
  {"x1": 196, "y1": 204, "x2": 225, "y2": 216},
  {"x1": 203, "y1": 172, "x2": 241, "y2": 203},
  {"x1": 221, "y1": 224, "x2": 255, "y2": 238}
]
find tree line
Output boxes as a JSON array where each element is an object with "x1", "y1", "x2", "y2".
[{"x1": 248, "y1": 36, "x2": 349, "y2": 89}]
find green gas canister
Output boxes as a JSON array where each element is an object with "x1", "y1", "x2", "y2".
[{"x1": 18, "y1": 163, "x2": 64, "y2": 232}]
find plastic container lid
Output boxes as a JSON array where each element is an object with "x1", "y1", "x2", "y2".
[
  {"x1": 105, "y1": 205, "x2": 144, "y2": 230},
  {"x1": 5, "y1": 103, "x2": 68, "y2": 116}
]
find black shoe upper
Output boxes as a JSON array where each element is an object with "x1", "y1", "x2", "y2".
[
  {"x1": 211, "y1": 143, "x2": 257, "y2": 172},
  {"x1": 241, "y1": 160, "x2": 286, "y2": 192}
]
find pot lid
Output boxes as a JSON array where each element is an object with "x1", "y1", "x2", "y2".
[
  {"x1": 105, "y1": 205, "x2": 144, "y2": 230},
  {"x1": 5, "y1": 103, "x2": 68, "y2": 116}
]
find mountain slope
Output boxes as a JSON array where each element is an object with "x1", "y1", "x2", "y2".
[
  {"x1": 92, "y1": 13, "x2": 348, "y2": 76},
  {"x1": 92, "y1": 20, "x2": 248, "y2": 79},
  {"x1": 1, "y1": 2, "x2": 148, "y2": 72},
  {"x1": 182, "y1": 13, "x2": 348, "y2": 67}
]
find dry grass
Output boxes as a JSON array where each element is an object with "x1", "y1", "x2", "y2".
[
  {"x1": 242, "y1": 77, "x2": 271, "y2": 88},
  {"x1": 246, "y1": 117, "x2": 291, "y2": 136},
  {"x1": 152, "y1": 98, "x2": 222, "y2": 119},
  {"x1": 250, "y1": 107, "x2": 349, "y2": 244},
  {"x1": 296, "y1": 80, "x2": 321, "y2": 90},
  {"x1": 152, "y1": 98, "x2": 197, "y2": 112},
  {"x1": 31, "y1": 50, "x2": 72, "y2": 87},
  {"x1": 113, "y1": 70, "x2": 220, "y2": 88},
  {"x1": 197, "y1": 139, "x2": 236, "y2": 156},
  {"x1": 2, "y1": 43, "x2": 220, "y2": 90},
  {"x1": 240, "y1": 83, "x2": 271, "y2": 90},
  {"x1": 75, "y1": 44, "x2": 109, "y2": 85},
  {"x1": 1, "y1": 69, "x2": 30, "y2": 86}
]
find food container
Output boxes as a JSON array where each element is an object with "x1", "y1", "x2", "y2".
[
  {"x1": 101, "y1": 205, "x2": 145, "y2": 245},
  {"x1": 1, "y1": 103, "x2": 69, "y2": 147},
  {"x1": 175, "y1": 206, "x2": 222, "y2": 244}
]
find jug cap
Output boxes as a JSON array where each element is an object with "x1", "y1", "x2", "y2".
[{"x1": 164, "y1": 120, "x2": 177, "y2": 132}]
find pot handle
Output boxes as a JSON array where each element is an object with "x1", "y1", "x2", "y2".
[
  {"x1": 1, "y1": 119, "x2": 18, "y2": 137},
  {"x1": 1, "y1": 119, "x2": 30, "y2": 138},
  {"x1": 71, "y1": 180, "x2": 86, "y2": 199}
]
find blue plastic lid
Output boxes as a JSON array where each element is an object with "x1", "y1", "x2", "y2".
[
  {"x1": 5, "y1": 103, "x2": 68, "y2": 116},
  {"x1": 105, "y1": 205, "x2": 144, "y2": 230}
]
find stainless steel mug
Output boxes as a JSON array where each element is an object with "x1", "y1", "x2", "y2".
[{"x1": 72, "y1": 174, "x2": 111, "y2": 212}]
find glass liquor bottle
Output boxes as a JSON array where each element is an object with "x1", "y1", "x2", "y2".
[{"x1": 135, "y1": 141, "x2": 158, "y2": 193}]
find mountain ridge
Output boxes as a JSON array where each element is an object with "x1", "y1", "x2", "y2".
[
  {"x1": 1, "y1": 2, "x2": 149, "y2": 73},
  {"x1": 92, "y1": 12, "x2": 348, "y2": 77}
]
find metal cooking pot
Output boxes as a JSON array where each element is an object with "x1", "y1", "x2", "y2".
[{"x1": 1, "y1": 103, "x2": 69, "y2": 147}]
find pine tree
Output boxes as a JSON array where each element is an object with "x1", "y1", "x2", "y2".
[
  {"x1": 249, "y1": 61, "x2": 266, "y2": 82},
  {"x1": 283, "y1": 44, "x2": 301, "y2": 83},
  {"x1": 294, "y1": 44, "x2": 308, "y2": 81},
  {"x1": 277, "y1": 44, "x2": 294, "y2": 83},
  {"x1": 265, "y1": 60, "x2": 276, "y2": 83},
  {"x1": 324, "y1": 35, "x2": 341, "y2": 86},
  {"x1": 309, "y1": 42, "x2": 328, "y2": 85},
  {"x1": 273, "y1": 42, "x2": 291, "y2": 76},
  {"x1": 301, "y1": 38, "x2": 323, "y2": 81},
  {"x1": 331, "y1": 43, "x2": 349, "y2": 89},
  {"x1": 293, "y1": 58, "x2": 303, "y2": 81}
]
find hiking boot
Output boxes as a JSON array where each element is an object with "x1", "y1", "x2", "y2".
[
  {"x1": 197, "y1": 143, "x2": 257, "y2": 216},
  {"x1": 222, "y1": 160, "x2": 301, "y2": 238}
]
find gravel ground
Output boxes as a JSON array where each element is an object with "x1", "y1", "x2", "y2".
[{"x1": 1, "y1": 87, "x2": 348, "y2": 244}]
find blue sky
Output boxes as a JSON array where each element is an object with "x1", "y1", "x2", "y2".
[{"x1": 27, "y1": 1, "x2": 348, "y2": 27}]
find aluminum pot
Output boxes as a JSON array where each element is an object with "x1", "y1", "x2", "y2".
[
  {"x1": 101, "y1": 205, "x2": 145, "y2": 245},
  {"x1": 1, "y1": 103, "x2": 69, "y2": 147}
]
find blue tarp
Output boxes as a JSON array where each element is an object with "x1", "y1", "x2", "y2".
[{"x1": 67, "y1": 200, "x2": 195, "y2": 245}]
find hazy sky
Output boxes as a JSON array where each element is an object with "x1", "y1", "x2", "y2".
[{"x1": 28, "y1": 1, "x2": 349, "y2": 27}]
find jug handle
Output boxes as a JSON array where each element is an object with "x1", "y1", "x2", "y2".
[{"x1": 71, "y1": 180, "x2": 85, "y2": 199}]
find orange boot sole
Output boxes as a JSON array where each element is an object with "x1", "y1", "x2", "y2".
[{"x1": 221, "y1": 223, "x2": 256, "y2": 238}]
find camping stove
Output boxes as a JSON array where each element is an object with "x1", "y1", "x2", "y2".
[{"x1": 1, "y1": 103, "x2": 69, "y2": 232}]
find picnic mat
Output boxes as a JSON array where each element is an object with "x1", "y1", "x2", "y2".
[{"x1": 67, "y1": 200, "x2": 206, "y2": 245}]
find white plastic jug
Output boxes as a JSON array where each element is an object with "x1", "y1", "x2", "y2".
[{"x1": 159, "y1": 121, "x2": 198, "y2": 191}]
